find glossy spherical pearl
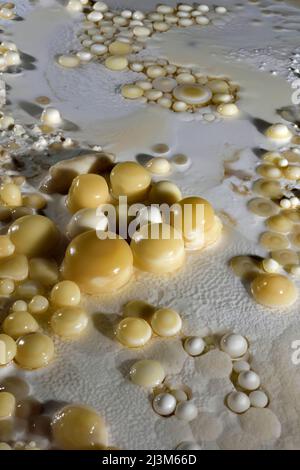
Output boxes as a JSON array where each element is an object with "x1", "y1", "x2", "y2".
[
  {"x1": 146, "y1": 157, "x2": 171, "y2": 175},
  {"x1": 121, "y1": 84, "x2": 144, "y2": 99},
  {"x1": 220, "y1": 333, "x2": 248, "y2": 359},
  {"x1": 251, "y1": 273, "x2": 297, "y2": 307},
  {"x1": 0, "y1": 183, "x2": 22, "y2": 206},
  {"x1": 175, "y1": 401, "x2": 198, "y2": 421},
  {"x1": 51, "y1": 307, "x2": 88, "y2": 339},
  {"x1": 115, "y1": 317, "x2": 152, "y2": 348},
  {"x1": 217, "y1": 103, "x2": 239, "y2": 116},
  {"x1": 262, "y1": 258, "x2": 280, "y2": 273},
  {"x1": 11, "y1": 300, "x2": 27, "y2": 312},
  {"x1": 265, "y1": 123, "x2": 293, "y2": 144},
  {"x1": 8, "y1": 215, "x2": 60, "y2": 257},
  {"x1": 227, "y1": 391, "x2": 250, "y2": 413},
  {"x1": 105, "y1": 55, "x2": 128, "y2": 71},
  {"x1": 0, "y1": 235, "x2": 15, "y2": 258},
  {"x1": 57, "y1": 54, "x2": 80, "y2": 68},
  {"x1": 151, "y1": 308, "x2": 182, "y2": 337},
  {"x1": 66, "y1": 174, "x2": 109, "y2": 214},
  {"x1": 152, "y1": 393, "x2": 176, "y2": 416},
  {"x1": 61, "y1": 230, "x2": 133, "y2": 294},
  {"x1": 130, "y1": 223, "x2": 185, "y2": 274},
  {"x1": 0, "y1": 334, "x2": 16, "y2": 365},
  {"x1": 66, "y1": 207, "x2": 108, "y2": 239},
  {"x1": 149, "y1": 181, "x2": 182, "y2": 205},
  {"x1": 2, "y1": 311, "x2": 39, "y2": 339},
  {"x1": 0, "y1": 279, "x2": 15, "y2": 296},
  {"x1": 130, "y1": 359, "x2": 165, "y2": 388},
  {"x1": 249, "y1": 390, "x2": 268, "y2": 408},
  {"x1": 50, "y1": 280, "x2": 81, "y2": 307},
  {"x1": 40, "y1": 107, "x2": 62, "y2": 126},
  {"x1": 110, "y1": 162, "x2": 151, "y2": 203},
  {"x1": 15, "y1": 333, "x2": 54, "y2": 369},
  {"x1": 0, "y1": 392, "x2": 15, "y2": 419},
  {"x1": 52, "y1": 405, "x2": 108, "y2": 450},
  {"x1": 28, "y1": 295, "x2": 49, "y2": 315},
  {"x1": 184, "y1": 336, "x2": 205, "y2": 356},
  {"x1": 238, "y1": 371, "x2": 261, "y2": 391},
  {"x1": 173, "y1": 84, "x2": 212, "y2": 105}
]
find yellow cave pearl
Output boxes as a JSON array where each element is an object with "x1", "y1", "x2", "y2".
[
  {"x1": 51, "y1": 404, "x2": 108, "y2": 450},
  {"x1": 151, "y1": 308, "x2": 182, "y2": 337},
  {"x1": 61, "y1": 230, "x2": 133, "y2": 294},
  {"x1": 149, "y1": 181, "x2": 182, "y2": 205},
  {"x1": 110, "y1": 162, "x2": 151, "y2": 203},
  {"x1": 0, "y1": 334, "x2": 16, "y2": 365},
  {"x1": 51, "y1": 307, "x2": 88, "y2": 339},
  {"x1": 115, "y1": 317, "x2": 152, "y2": 348},
  {"x1": 130, "y1": 223, "x2": 185, "y2": 274},
  {"x1": 171, "y1": 196, "x2": 221, "y2": 250},
  {"x1": 123, "y1": 300, "x2": 156, "y2": 321},
  {"x1": 251, "y1": 273, "x2": 297, "y2": 308},
  {"x1": 0, "y1": 235, "x2": 15, "y2": 258},
  {"x1": 66, "y1": 174, "x2": 109, "y2": 214},
  {"x1": 130, "y1": 359, "x2": 165, "y2": 388},
  {"x1": 8, "y1": 215, "x2": 60, "y2": 257},
  {"x1": 0, "y1": 392, "x2": 16, "y2": 419},
  {"x1": 50, "y1": 280, "x2": 81, "y2": 307},
  {"x1": 2, "y1": 311, "x2": 39, "y2": 339},
  {"x1": 15, "y1": 333, "x2": 55, "y2": 369}
]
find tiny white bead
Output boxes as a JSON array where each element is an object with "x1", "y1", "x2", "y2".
[
  {"x1": 215, "y1": 6, "x2": 227, "y2": 14},
  {"x1": 277, "y1": 158, "x2": 288, "y2": 168},
  {"x1": 175, "y1": 401, "x2": 198, "y2": 421},
  {"x1": 184, "y1": 336, "x2": 205, "y2": 356},
  {"x1": 87, "y1": 11, "x2": 103, "y2": 22},
  {"x1": 152, "y1": 393, "x2": 177, "y2": 416},
  {"x1": 290, "y1": 196, "x2": 300, "y2": 208},
  {"x1": 280, "y1": 198, "x2": 291, "y2": 209},
  {"x1": 262, "y1": 258, "x2": 280, "y2": 273},
  {"x1": 238, "y1": 370, "x2": 261, "y2": 391},
  {"x1": 195, "y1": 15, "x2": 209, "y2": 25},
  {"x1": 220, "y1": 333, "x2": 248, "y2": 359},
  {"x1": 249, "y1": 390, "x2": 268, "y2": 408},
  {"x1": 227, "y1": 391, "x2": 250, "y2": 414},
  {"x1": 198, "y1": 5, "x2": 210, "y2": 13},
  {"x1": 40, "y1": 107, "x2": 62, "y2": 126},
  {"x1": 93, "y1": 1, "x2": 108, "y2": 12}
]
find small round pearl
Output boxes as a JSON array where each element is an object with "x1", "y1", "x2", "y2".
[
  {"x1": 227, "y1": 391, "x2": 250, "y2": 413},
  {"x1": 262, "y1": 258, "x2": 280, "y2": 273},
  {"x1": 152, "y1": 393, "x2": 176, "y2": 416},
  {"x1": 238, "y1": 370, "x2": 261, "y2": 391},
  {"x1": 151, "y1": 308, "x2": 182, "y2": 337},
  {"x1": 232, "y1": 361, "x2": 250, "y2": 373},
  {"x1": 220, "y1": 333, "x2": 248, "y2": 359},
  {"x1": 40, "y1": 107, "x2": 62, "y2": 126},
  {"x1": 280, "y1": 198, "x2": 291, "y2": 209},
  {"x1": 175, "y1": 401, "x2": 198, "y2": 421},
  {"x1": 184, "y1": 336, "x2": 205, "y2": 356},
  {"x1": 249, "y1": 390, "x2": 268, "y2": 408}
]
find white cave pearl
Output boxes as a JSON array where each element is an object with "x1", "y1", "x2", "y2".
[
  {"x1": 227, "y1": 391, "x2": 250, "y2": 414},
  {"x1": 220, "y1": 333, "x2": 248, "y2": 359},
  {"x1": 152, "y1": 393, "x2": 176, "y2": 416},
  {"x1": 184, "y1": 336, "x2": 205, "y2": 356},
  {"x1": 249, "y1": 390, "x2": 268, "y2": 408},
  {"x1": 175, "y1": 401, "x2": 198, "y2": 421},
  {"x1": 238, "y1": 370, "x2": 261, "y2": 391}
]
